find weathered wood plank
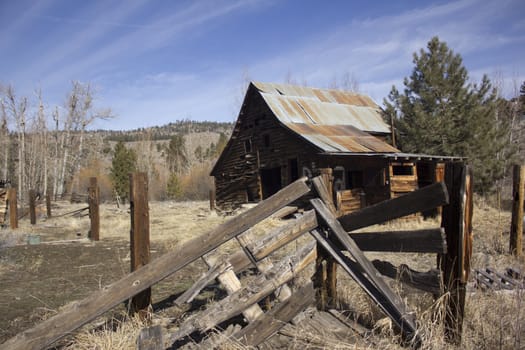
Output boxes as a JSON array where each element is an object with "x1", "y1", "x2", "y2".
[
  {"x1": 439, "y1": 163, "x2": 470, "y2": 344},
  {"x1": 1, "y1": 177, "x2": 310, "y2": 350},
  {"x1": 203, "y1": 253, "x2": 264, "y2": 323},
  {"x1": 137, "y1": 325, "x2": 164, "y2": 350},
  {"x1": 174, "y1": 260, "x2": 232, "y2": 305},
  {"x1": 168, "y1": 242, "x2": 316, "y2": 342},
  {"x1": 371, "y1": 260, "x2": 442, "y2": 295},
  {"x1": 270, "y1": 206, "x2": 298, "y2": 219},
  {"x1": 247, "y1": 210, "x2": 317, "y2": 260},
  {"x1": 350, "y1": 228, "x2": 447, "y2": 253},
  {"x1": 338, "y1": 182, "x2": 449, "y2": 232},
  {"x1": 129, "y1": 172, "x2": 151, "y2": 316},
  {"x1": 311, "y1": 229, "x2": 419, "y2": 345},
  {"x1": 312, "y1": 175, "x2": 337, "y2": 215},
  {"x1": 310, "y1": 198, "x2": 419, "y2": 345},
  {"x1": 233, "y1": 283, "x2": 315, "y2": 346}
]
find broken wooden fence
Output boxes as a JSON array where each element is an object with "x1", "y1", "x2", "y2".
[{"x1": 2, "y1": 167, "x2": 471, "y2": 349}]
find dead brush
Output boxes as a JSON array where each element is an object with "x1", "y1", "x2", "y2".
[{"x1": 63, "y1": 312, "x2": 154, "y2": 350}]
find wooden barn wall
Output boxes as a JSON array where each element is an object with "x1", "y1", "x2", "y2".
[{"x1": 213, "y1": 87, "x2": 319, "y2": 210}]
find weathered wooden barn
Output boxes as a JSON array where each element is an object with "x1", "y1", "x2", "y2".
[{"x1": 211, "y1": 82, "x2": 458, "y2": 212}]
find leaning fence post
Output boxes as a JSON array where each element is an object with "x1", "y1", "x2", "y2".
[
  {"x1": 439, "y1": 162, "x2": 472, "y2": 344},
  {"x1": 129, "y1": 172, "x2": 151, "y2": 317},
  {"x1": 46, "y1": 193, "x2": 52, "y2": 218},
  {"x1": 209, "y1": 189, "x2": 216, "y2": 211},
  {"x1": 29, "y1": 189, "x2": 36, "y2": 225},
  {"x1": 510, "y1": 164, "x2": 524, "y2": 256},
  {"x1": 8, "y1": 188, "x2": 17, "y2": 229},
  {"x1": 88, "y1": 177, "x2": 100, "y2": 241},
  {"x1": 312, "y1": 170, "x2": 338, "y2": 310}
]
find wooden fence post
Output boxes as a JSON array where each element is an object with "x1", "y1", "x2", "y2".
[
  {"x1": 510, "y1": 164, "x2": 524, "y2": 256},
  {"x1": 439, "y1": 162, "x2": 472, "y2": 344},
  {"x1": 130, "y1": 172, "x2": 151, "y2": 317},
  {"x1": 8, "y1": 188, "x2": 17, "y2": 229},
  {"x1": 46, "y1": 193, "x2": 52, "y2": 218},
  {"x1": 29, "y1": 189, "x2": 36, "y2": 225},
  {"x1": 209, "y1": 189, "x2": 216, "y2": 211},
  {"x1": 313, "y1": 169, "x2": 337, "y2": 310},
  {"x1": 88, "y1": 177, "x2": 100, "y2": 241}
]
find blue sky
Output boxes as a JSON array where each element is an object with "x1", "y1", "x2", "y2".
[{"x1": 1, "y1": 0, "x2": 524, "y2": 130}]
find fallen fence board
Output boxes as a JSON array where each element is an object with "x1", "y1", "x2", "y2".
[
  {"x1": 372, "y1": 260, "x2": 442, "y2": 295},
  {"x1": 174, "y1": 260, "x2": 232, "y2": 305},
  {"x1": 1, "y1": 177, "x2": 310, "y2": 350},
  {"x1": 350, "y1": 228, "x2": 447, "y2": 254},
  {"x1": 168, "y1": 242, "x2": 316, "y2": 342},
  {"x1": 247, "y1": 210, "x2": 318, "y2": 260},
  {"x1": 338, "y1": 182, "x2": 449, "y2": 232},
  {"x1": 310, "y1": 229, "x2": 419, "y2": 346},
  {"x1": 311, "y1": 198, "x2": 419, "y2": 345},
  {"x1": 234, "y1": 283, "x2": 315, "y2": 346}
]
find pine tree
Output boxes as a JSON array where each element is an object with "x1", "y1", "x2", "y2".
[
  {"x1": 166, "y1": 134, "x2": 188, "y2": 174},
  {"x1": 110, "y1": 141, "x2": 137, "y2": 202},
  {"x1": 384, "y1": 36, "x2": 512, "y2": 192},
  {"x1": 166, "y1": 172, "x2": 183, "y2": 199}
]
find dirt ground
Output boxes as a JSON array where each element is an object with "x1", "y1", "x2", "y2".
[
  {"x1": 0, "y1": 200, "x2": 225, "y2": 344},
  {"x1": 1, "y1": 198, "x2": 524, "y2": 349}
]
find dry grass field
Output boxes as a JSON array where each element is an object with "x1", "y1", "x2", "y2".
[{"x1": 0, "y1": 197, "x2": 524, "y2": 349}]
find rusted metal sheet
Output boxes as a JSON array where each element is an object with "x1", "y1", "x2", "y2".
[
  {"x1": 254, "y1": 81, "x2": 391, "y2": 135},
  {"x1": 284, "y1": 122, "x2": 398, "y2": 153}
]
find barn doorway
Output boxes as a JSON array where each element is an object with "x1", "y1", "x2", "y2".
[{"x1": 260, "y1": 167, "x2": 282, "y2": 198}]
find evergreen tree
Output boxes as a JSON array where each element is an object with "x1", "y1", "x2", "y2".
[
  {"x1": 110, "y1": 141, "x2": 137, "y2": 202},
  {"x1": 384, "y1": 36, "x2": 512, "y2": 192},
  {"x1": 166, "y1": 134, "x2": 188, "y2": 174},
  {"x1": 194, "y1": 145, "x2": 204, "y2": 163},
  {"x1": 166, "y1": 172, "x2": 183, "y2": 199}
]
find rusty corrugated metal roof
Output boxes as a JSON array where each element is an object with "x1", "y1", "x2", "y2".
[{"x1": 253, "y1": 81, "x2": 398, "y2": 153}]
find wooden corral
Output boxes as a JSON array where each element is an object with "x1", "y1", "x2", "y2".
[
  {"x1": 210, "y1": 82, "x2": 460, "y2": 213},
  {"x1": 1, "y1": 167, "x2": 473, "y2": 349}
]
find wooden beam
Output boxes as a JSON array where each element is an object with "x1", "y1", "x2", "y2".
[
  {"x1": 312, "y1": 171, "x2": 337, "y2": 215},
  {"x1": 174, "y1": 260, "x2": 232, "y2": 306},
  {"x1": 371, "y1": 260, "x2": 441, "y2": 295},
  {"x1": 439, "y1": 162, "x2": 471, "y2": 344},
  {"x1": 0, "y1": 177, "x2": 311, "y2": 350},
  {"x1": 310, "y1": 198, "x2": 419, "y2": 345},
  {"x1": 311, "y1": 175, "x2": 338, "y2": 310},
  {"x1": 88, "y1": 177, "x2": 100, "y2": 241},
  {"x1": 350, "y1": 228, "x2": 447, "y2": 253},
  {"x1": 168, "y1": 242, "x2": 316, "y2": 342},
  {"x1": 338, "y1": 182, "x2": 449, "y2": 232},
  {"x1": 246, "y1": 210, "x2": 317, "y2": 260},
  {"x1": 510, "y1": 164, "x2": 524, "y2": 256},
  {"x1": 129, "y1": 172, "x2": 151, "y2": 316},
  {"x1": 310, "y1": 229, "x2": 419, "y2": 347},
  {"x1": 8, "y1": 188, "x2": 17, "y2": 229},
  {"x1": 233, "y1": 283, "x2": 315, "y2": 346},
  {"x1": 202, "y1": 254, "x2": 264, "y2": 323}
]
